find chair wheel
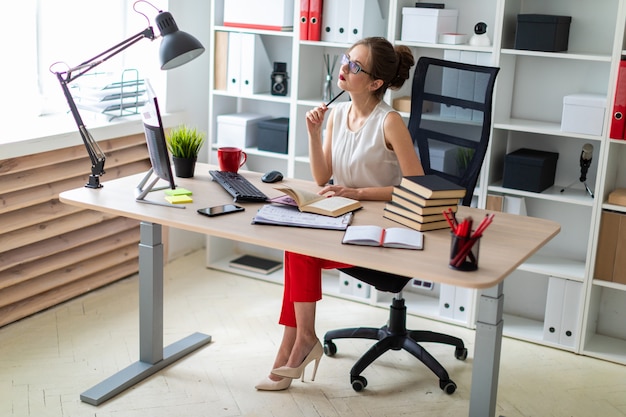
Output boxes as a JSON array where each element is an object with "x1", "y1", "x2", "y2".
[
  {"x1": 455, "y1": 347, "x2": 468, "y2": 361},
  {"x1": 351, "y1": 375, "x2": 367, "y2": 392},
  {"x1": 440, "y1": 379, "x2": 457, "y2": 394},
  {"x1": 323, "y1": 341, "x2": 337, "y2": 357}
]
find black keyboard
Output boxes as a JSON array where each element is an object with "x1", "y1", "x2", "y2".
[{"x1": 209, "y1": 170, "x2": 269, "y2": 202}]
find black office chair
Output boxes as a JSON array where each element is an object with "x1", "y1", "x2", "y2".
[{"x1": 323, "y1": 57, "x2": 500, "y2": 393}]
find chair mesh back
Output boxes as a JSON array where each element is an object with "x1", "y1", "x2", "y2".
[{"x1": 408, "y1": 57, "x2": 499, "y2": 207}]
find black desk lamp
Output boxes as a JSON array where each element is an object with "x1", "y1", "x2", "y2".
[{"x1": 50, "y1": 0, "x2": 205, "y2": 188}]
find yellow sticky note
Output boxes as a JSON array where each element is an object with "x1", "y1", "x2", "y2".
[{"x1": 165, "y1": 195, "x2": 193, "y2": 204}]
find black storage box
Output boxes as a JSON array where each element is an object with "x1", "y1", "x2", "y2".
[
  {"x1": 514, "y1": 14, "x2": 572, "y2": 52},
  {"x1": 502, "y1": 148, "x2": 559, "y2": 193},
  {"x1": 258, "y1": 118, "x2": 289, "y2": 154}
]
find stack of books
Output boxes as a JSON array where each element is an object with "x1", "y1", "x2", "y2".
[{"x1": 384, "y1": 175, "x2": 466, "y2": 231}]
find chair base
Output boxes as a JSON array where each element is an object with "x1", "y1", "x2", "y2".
[{"x1": 323, "y1": 297, "x2": 467, "y2": 393}]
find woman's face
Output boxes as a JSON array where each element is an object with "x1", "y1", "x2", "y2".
[{"x1": 338, "y1": 44, "x2": 374, "y2": 92}]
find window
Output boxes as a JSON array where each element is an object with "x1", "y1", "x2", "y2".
[{"x1": 1, "y1": 0, "x2": 162, "y2": 124}]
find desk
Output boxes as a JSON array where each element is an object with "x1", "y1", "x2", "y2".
[{"x1": 60, "y1": 164, "x2": 560, "y2": 416}]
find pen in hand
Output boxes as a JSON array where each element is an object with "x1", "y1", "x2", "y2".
[{"x1": 325, "y1": 90, "x2": 345, "y2": 107}]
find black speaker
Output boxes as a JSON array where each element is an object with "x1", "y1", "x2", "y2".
[{"x1": 271, "y1": 62, "x2": 288, "y2": 96}]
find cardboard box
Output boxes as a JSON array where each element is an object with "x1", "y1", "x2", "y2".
[
  {"x1": 514, "y1": 14, "x2": 571, "y2": 52},
  {"x1": 561, "y1": 93, "x2": 606, "y2": 136},
  {"x1": 216, "y1": 113, "x2": 271, "y2": 148},
  {"x1": 223, "y1": 0, "x2": 294, "y2": 31},
  {"x1": 401, "y1": 8, "x2": 458, "y2": 43},
  {"x1": 608, "y1": 188, "x2": 626, "y2": 206},
  {"x1": 258, "y1": 117, "x2": 289, "y2": 154},
  {"x1": 502, "y1": 148, "x2": 559, "y2": 193},
  {"x1": 595, "y1": 210, "x2": 626, "y2": 284}
]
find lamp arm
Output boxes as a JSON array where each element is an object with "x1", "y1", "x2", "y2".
[
  {"x1": 53, "y1": 27, "x2": 155, "y2": 188},
  {"x1": 65, "y1": 27, "x2": 155, "y2": 83}
]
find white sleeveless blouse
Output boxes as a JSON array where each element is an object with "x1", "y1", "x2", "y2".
[{"x1": 330, "y1": 101, "x2": 402, "y2": 188}]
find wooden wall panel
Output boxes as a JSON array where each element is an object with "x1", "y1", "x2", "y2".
[{"x1": 0, "y1": 134, "x2": 151, "y2": 327}]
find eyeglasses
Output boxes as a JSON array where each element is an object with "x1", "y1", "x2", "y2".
[{"x1": 341, "y1": 53, "x2": 373, "y2": 76}]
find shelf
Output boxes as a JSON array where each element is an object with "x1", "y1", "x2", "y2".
[
  {"x1": 395, "y1": 40, "x2": 494, "y2": 54},
  {"x1": 212, "y1": 90, "x2": 292, "y2": 104},
  {"x1": 583, "y1": 334, "x2": 626, "y2": 365},
  {"x1": 494, "y1": 118, "x2": 605, "y2": 141},
  {"x1": 601, "y1": 202, "x2": 626, "y2": 213},
  {"x1": 500, "y1": 48, "x2": 612, "y2": 63},
  {"x1": 592, "y1": 279, "x2": 626, "y2": 291},
  {"x1": 488, "y1": 182, "x2": 595, "y2": 207},
  {"x1": 519, "y1": 254, "x2": 586, "y2": 281},
  {"x1": 502, "y1": 313, "x2": 544, "y2": 342},
  {"x1": 214, "y1": 25, "x2": 294, "y2": 38},
  {"x1": 244, "y1": 147, "x2": 290, "y2": 159},
  {"x1": 208, "y1": 255, "x2": 284, "y2": 285}
]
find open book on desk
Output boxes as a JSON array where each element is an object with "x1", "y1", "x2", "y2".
[
  {"x1": 342, "y1": 225, "x2": 424, "y2": 250},
  {"x1": 272, "y1": 185, "x2": 361, "y2": 217},
  {"x1": 252, "y1": 204, "x2": 353, "y2": 230}
]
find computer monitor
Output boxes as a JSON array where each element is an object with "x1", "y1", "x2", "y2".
[{"x1": 135, "y1": 79, "x2": 183, "y2": 208}]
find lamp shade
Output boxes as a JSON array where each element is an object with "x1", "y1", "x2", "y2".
[{"x1": 155, "y1": 11, "x2": 205, "y2": 70}]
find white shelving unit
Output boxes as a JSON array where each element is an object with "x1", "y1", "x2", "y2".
[{"x1": 205, "y1": 0, "x2": 626, "y2": 365}]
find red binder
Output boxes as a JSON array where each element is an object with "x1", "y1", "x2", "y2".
[
  {"x1": 610, "y1": 59, "x2": 626, "y2": 140},
  {"x1": 300, "y1": 0, "x2": 310, "y2": 41},
  {"x1": 308, "y1": 0, "x2": 323, "y2": 41}
]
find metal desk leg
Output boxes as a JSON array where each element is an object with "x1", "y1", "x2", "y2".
[
  {"x1": 80, "y1": 222, "x2": 212, "y2": 405},
  {"x1": 469, "y1": 282, "x2": 504, "y2": 417}
]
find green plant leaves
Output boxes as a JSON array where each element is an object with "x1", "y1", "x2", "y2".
[{"x1": 166, "y1": 125, "x2": 206, "y2": 158}]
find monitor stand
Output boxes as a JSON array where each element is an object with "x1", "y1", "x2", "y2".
[{"x1": 135, "y1": 168, "x2": 185, "y2": 208}]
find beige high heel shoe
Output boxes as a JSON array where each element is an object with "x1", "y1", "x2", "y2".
[
  {"x1": 271, "y1": 341, "x2": 323, "y2": 382},
  {"x1": 254, "y1": 376, "x2": 292, "y2": 391}
]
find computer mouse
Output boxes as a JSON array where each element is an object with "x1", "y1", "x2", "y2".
[{"x1": 262, "y1": 170, "x2": 283, "y2": 183}]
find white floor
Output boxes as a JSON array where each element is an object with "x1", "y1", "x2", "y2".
[{"x1": 1, "y1": 250, "x2": 625, "y2": 417}]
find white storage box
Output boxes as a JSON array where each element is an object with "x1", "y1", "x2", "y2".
[
  {"x1": 401, "y1": 8, "x2": 458, "y2": 43},
  {"x1": 561, "y1": 93, "x2": 607, "y2": 136},
  {"x1": 223, "y1": 0, "x2": 294, "y2": 31},
  {"x1": 429, "y1": 141, "x2": 459, "y2": 177},
  {"x1": 217, "y1": 113, "x2": 271, "y2": 148}
]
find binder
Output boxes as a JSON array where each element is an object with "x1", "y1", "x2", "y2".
[
  {"x1": 610, "y1": 59, "x2": 626, "y2": 139},
  {"x1": 347, "y1": 0, "x2": 385, "y2": 44},
  {"x1": 559, "y1": 280, "x2": 582, "y2": 348},
  {"x1": 543, "y1": 277, "x2": 582, "y2": 348},
  {"x1": 226, "y1": 32, "x2": 243, "y2": 94},
  {"x1": 441, "y1": 50, "x2": 460, "y2": 119},
  {"x1": 300, "y1": 0, "x2": 310, "y2": 41},
  {"x1": 227, "y1": 33, "x2": 273, "y2": 95},
  {"x1": 543, "y1": 277, "x2": 566, "y2": 345},
  {"x1": 308, "y1": 0, "x2": 323, "y2": 41},
  {"x1": 456, "y1": 51, "x2": 477, "y2": 120},
  {"x1": 453, "y1": 287, "x2": 473, "y2": 323},
  {"x1": 321, "y1": 0, "x2": 347, "y2": 43},
  {"x1": 439, "y1": 284, "x2": 456, "y2": 319},
  {"x1": 240, "y1": 34, "x2": 266, "y2": 95}
]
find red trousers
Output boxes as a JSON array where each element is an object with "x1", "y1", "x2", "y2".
[{"x1": 279, "y1": 251, "x2": 352, "y2": 327}]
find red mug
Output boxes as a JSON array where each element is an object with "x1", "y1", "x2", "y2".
[{"x1": 218, "y1": 147, "x2": 247, "y2": 172}]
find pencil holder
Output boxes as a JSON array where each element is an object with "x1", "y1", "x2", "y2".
[{"x1": 449, "y1": 232, "x2": 480, "y2": 271}]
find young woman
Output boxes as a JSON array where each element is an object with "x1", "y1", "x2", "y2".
[{"x1": 255, "y1": 37, "x2": 425, "y2": 391}]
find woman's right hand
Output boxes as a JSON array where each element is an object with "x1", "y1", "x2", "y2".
[{"x1": 306, "y1": 104, "x2": 328, "y2": 138}]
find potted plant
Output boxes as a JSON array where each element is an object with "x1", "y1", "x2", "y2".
[{"x1": 166, "y1": 125, "x2": 206, "y2": 178}]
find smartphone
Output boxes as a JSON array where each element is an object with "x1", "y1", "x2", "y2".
[{"x1": 197, "y1": 204, "x2": 244, "y2": 217}]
